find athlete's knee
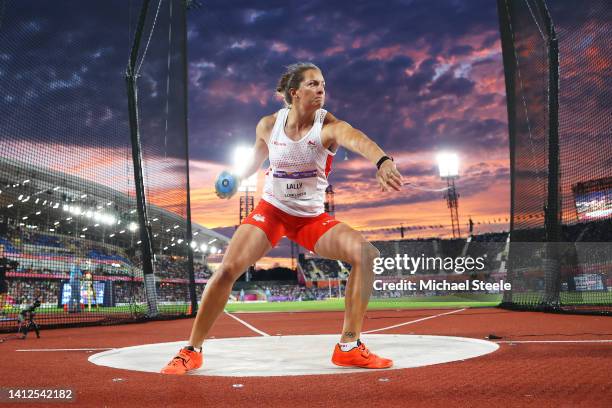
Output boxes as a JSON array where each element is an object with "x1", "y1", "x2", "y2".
[
  {"x1": 213, "y1": 261, "x2": 242, "y2": 285},
  {"x1": 347, "y1": 241, "x2": 380, "y2": 267},
  {"x1": 367, "y1": 244, "x2": 381, "y2": 261},
  {"x1": 363, "y1": 244, "x2": 380, "y2": 271}
]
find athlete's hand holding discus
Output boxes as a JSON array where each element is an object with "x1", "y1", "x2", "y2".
[
  {"x1": 214, "y1": 171, "x2": 241, "y2": 199},
  {"x1": 214, "y1": 126, "x2": 269, "y2": 200}
]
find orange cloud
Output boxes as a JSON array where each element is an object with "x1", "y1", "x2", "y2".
[{"x1": 205, "y1": 78, "x2": 273, "y2": 106}]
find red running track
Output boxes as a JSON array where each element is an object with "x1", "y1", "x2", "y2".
[{"x1": 1, "y1": 307, "x2": 611, "y2": 407}]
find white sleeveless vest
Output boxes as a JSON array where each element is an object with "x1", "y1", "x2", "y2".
[{"x1": 262, "y1": 108, "x2": 335, "y2": 217}]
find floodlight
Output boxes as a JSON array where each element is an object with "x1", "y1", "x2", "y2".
[
  {"x1": 232, "y1": 145, "x2": 257, "y2": 192},
  {"x1": 437, "y1": 152, "x2": 459, "y2": 178}
]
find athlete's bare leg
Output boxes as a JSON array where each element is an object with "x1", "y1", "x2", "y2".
[
  {"x1": 187, "y1": 224, "x2": 272, "y2": 348},
  {"x1": 314, "y1": 223, "x2": 379, "y2": 343}
]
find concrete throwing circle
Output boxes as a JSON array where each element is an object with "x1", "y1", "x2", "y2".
[{"x1": 89, "y1": 334, "x2": 498, "y2": 377}]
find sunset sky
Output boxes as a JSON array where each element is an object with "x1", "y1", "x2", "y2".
[
  {"x1": 1, "y1": 1, "x2": 607, "y2": 269},
  {"x1": 186, "y1": 0, "x2": 511, "y2": 267}
]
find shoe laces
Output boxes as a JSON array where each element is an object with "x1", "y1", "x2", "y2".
[
  {"x1": 358, "y1": 343, "x2": 371, "y2": 358},
  {"x1": 168, "y1": 350, "x2": 191, "y2": 368}
]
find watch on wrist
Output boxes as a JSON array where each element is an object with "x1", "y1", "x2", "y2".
[{"x1": 376, "y1": 155, "x2": 393, "y2": 170}]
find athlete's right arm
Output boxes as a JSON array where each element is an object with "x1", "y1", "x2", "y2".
[{"x1": 235, "y1": 115, "x2": 273, "y2": 181}]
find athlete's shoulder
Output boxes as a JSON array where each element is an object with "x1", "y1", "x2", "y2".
[
  {"x1": 322, "y1": 111, "x2": 340, "y2": 125},
  {"x1": 322, "y1": 111, "x2": 352, "y2": 132},
  {"x1": 256, "y1": 111, "x2": 280, "y2": 140},
  {"x1": 258, "y1": 112, "x2": 278, "y2": 128},
  {"x1": 321, "y1": 111, "x2": 352, "y2": 149}
]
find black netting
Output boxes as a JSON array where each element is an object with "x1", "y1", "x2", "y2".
[
  {"x1": 556, "y1": 1, "x2": 611, "y2": 225},
  {"x1": 0, "y1": 0, "x2": 214, "y2": 334},
  {"x1": 498, "y1": 0, "x2": 612, "y2": 314},
  {"x1": 133, "y1": 0, "x2": 193, "y2": 316}
]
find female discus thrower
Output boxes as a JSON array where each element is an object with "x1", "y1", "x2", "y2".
[{"x1": 161, "y1": 62, "x2": 403, "y2": 374}]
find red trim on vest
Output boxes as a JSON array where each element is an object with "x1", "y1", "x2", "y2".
[{"x1": 324, "y1": 154, "x2": 334, "y2": 178}]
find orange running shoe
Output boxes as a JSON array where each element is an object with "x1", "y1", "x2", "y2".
[
  {"x1": 331, "y1": 341, "x2": 393, "y2": 369},
  {"x1": 160, "y1": 347, "x2": 203, "y2": 375}
]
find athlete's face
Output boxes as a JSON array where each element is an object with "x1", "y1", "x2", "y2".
[{"x1": 294, "y1": 69, "x2": 325, "y2": 109}]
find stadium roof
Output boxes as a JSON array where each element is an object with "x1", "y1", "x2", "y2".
[{"x1": 0, "y1": 157, "x2": 229, "y2": 253}]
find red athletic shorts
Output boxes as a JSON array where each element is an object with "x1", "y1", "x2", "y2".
[{"x1": 242, "y1": 199, "x2": 341, "y2": 252}]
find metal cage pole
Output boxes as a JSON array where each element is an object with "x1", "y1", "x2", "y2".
[
  {"x1": 126, "y1": 0, "x2": 158, "y2": 317},
  {"x1": 537, "y1": 0, "x2": 562, "y2": 307},
  {"x1": 182, "y1": 1, "x2": 198, "y2": 317},
  {"x1": 497, "y1": 0, "x2": 517, "y2": 305}
]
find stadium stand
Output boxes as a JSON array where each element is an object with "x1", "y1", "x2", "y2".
[{"x1": 2, "y1": 217, "x2": 610, "y2": 320}]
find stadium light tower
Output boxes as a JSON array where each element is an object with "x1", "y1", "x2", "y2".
[
  {"x1": 232, "y1": 145, "x2": 258, "y2": 281},
  {"x1": 437, "y1": 152, "x2": 461, "y2": 238}
]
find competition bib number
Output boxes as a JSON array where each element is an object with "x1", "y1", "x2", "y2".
[{"x1": 272, "y1": 170, "x2": 317, "y2": 200}]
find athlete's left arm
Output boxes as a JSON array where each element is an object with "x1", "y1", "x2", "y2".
[{"x1": 323, "y1": 115, "x2": 403, "y2": 192}]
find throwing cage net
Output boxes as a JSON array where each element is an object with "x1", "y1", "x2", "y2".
[{"x1": 497, "y1": 0, "x2": 612, "y2": 314}]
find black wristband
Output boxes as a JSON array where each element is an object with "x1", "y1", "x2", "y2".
[{"x1": 376, "y1": 155, "x2": 393, "y2": 170}]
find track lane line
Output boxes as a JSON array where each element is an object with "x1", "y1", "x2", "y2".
[
  {"x1": 362, "y1": 308, "x2": 467, "y2": 334},
  {"x1": 224, "y1": 310, "x2": 270, "y2": 337}
]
